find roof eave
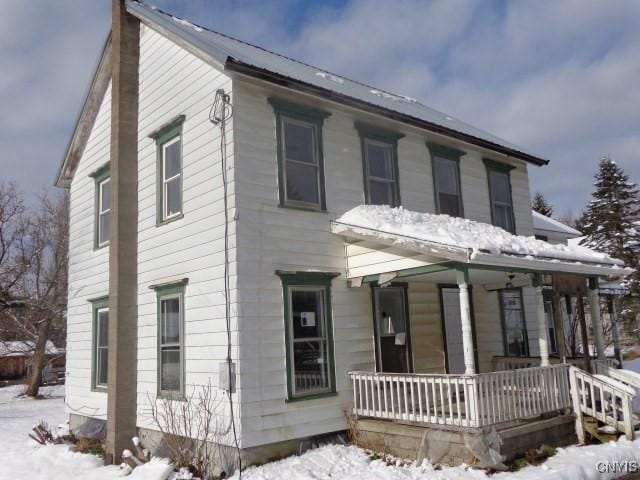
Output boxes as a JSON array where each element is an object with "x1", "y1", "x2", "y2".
[
  {"x1": 226, "y1": 59, "x2": 550, "y2": 167},
  {"x1": 55, "y1": 33, "x2": 112, "y2": 189}
]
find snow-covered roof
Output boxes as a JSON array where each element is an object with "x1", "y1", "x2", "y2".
[
  {"x1": 0, "y1": 341, "x2": 59, "y2": 358},
  {"x1": 125, "y1": 1, "x2": 547, "y2": 166},
  {"x1": 532, "y1": 211, "x2": 581, "y2": 237},
  {"x1": 332, "y1": 205, "x2": 629, "y2": 277}
]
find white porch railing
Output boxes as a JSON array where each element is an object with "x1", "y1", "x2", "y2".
[
  {"x1": 492, "y1": 355, "x2": 618, "y2": 373},
  {"x1": 569, "y1": 366, "x2": 635, "y2": 441},
  {"x1": 349, "y1": 364, "x2": 571, "y2": 428}
]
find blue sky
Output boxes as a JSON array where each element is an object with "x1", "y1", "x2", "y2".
[{"x1": 2, "y1": 0, "x2": 639, "y2": 219}]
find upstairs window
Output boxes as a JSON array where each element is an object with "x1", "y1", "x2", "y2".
[
  {"x1": 91, "y1": 297, "x2": 109, "y2": 390},
  {"x1": 162, "y1": 137, "x2": 182, "y2": 220},
  {"x1": 149, "y1": 115, "x2": 185, "y2": 225},
  {"x1": 428, "y1": 143, "x2": 464, "y2": 217},
  {"x1": 269, "y1": 98, "x2": 330, "y2": 211},
  {"x1": 356, "y1": 123, "x2": 403, "y2": 207},
  {"x1": 89, "y1": 163, "x2": 110, "y2": 249},
  {"x1": 485, "y1": 159, "x2": 516, "y2": 234}
]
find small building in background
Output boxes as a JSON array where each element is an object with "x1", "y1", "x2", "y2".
[{"x1": 0, "y1": 341, "x2": 63, "y2": 383}]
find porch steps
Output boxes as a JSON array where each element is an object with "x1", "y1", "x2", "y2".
[{"x1": 582, "y1": 417, "x2": 618, "y2": 444}]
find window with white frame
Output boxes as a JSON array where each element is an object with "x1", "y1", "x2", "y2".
[
  {"x1": 91, "y1": 298, "x2": 109, "y2": 390},
  {"x1": 97, "y1": 177, "x2": 111, "y2": 247},
  {"x1": 363, "y1": 138, "x2": 398, "y2": 206},
  {"x1": 278, "y1": 272, "x2": 337, "y2": 400},
  {"x1": 158, "y1": 289, "x2": 183, "y2": 395},
  {"x1": 281, "y1": 117, "x2": 321, "y2": 207},
  {"x1": 162, "y1": 136, "x2": 182, "y2": 220},
  {"x1": 433, "y1": 156, "x2": 463, "y2": 217},
  {"x1": 500, "y1": 289, "x2": 529, "y2": 357}
]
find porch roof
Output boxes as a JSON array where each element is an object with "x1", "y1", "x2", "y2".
[{"x1": 330, "y1": 205, "x2": 630, "y2": 280}]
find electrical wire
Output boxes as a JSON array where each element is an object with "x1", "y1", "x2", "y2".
[{"x1": 208, "y1": 89, "x2": 241, "y2": 478}]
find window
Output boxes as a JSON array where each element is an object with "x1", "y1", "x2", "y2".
[
  {"x1": 500, "y1": 289, "x2": 529, "y2": 357},
  {"x1": 269, "y1": 98, "x2": 330, "y2": 210},
  {"x1": 89, "y1": 163, "x2": 110, "y2": 249},
  {"x1": 149, "y1": 115, "x2": 185, "y2": 225},
  {"x1": 91, "y1": 297, "x2": 109, "y2": 390},
  {"x1": 485, "y1": 159, "x2": 516, "y2": 233},
  {"x1": 153, "y1": 281, "x2": 186, "y2": 397},
  {"x1": 356, "y1": 123, "x2": 403, "y2": 207},
  {"x1": 277, "y1": 271, "x2": 338, "y2": 400},
  {"x1": 428, "y1": 143, "x2": 465, "y2": 217},
  {"x1": 162, "y1": 137, "x2": 182, "y2": 220}
]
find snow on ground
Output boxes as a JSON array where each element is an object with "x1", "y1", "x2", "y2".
[
  {"x1": 2, "y1": 383, "x2": 640, "y2": 480},
  {"x1": 335, "y1": 205, "x2": 623, "y2": 265},
  {"x1": 0, "y1": 384, "x2": 120, "y2": 480},
  {"x1": 232, "y1": 441, "x2": 640, "y2": 480}
]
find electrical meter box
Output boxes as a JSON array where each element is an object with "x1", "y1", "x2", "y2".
[{"x1": 219, "y1": 360, "x2": 236, "y2": 393}]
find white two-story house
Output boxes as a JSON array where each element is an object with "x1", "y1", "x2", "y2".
[{"x1": 56, "y1": 0, "x2": 630, "y2": 471}]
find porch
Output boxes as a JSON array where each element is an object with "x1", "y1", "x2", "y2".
[{"x1": 330, "y1": 206, "x2": 632, "y2": 463}]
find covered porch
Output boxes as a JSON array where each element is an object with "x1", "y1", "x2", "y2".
[{"x1": 331, "y1": 206, "x2": 629, "y2": 437}]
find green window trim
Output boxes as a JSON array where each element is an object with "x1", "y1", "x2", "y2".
[
  {"x1": 151, "y1": 115, "x2": 186, "y2": 226},
  {"x1": 268, "y1": 97, "x2": 330, "y2": 211},
  {"x1": 427, "y1": 142, "x2": 465, "y2": 217},
  {"x1": 355, "y1": 122, "x2": 403, "y2": 207},
  {"x1": 154, "y1": 280, "x2": 187, "y2": 400},
  {"x1": 90, "y1": 162, "x2": 110, "y2": 250},
  {"x1": 484, "y1": 158, "x2": 517, "y2": 234},
  {"x1": 276, "y1": 270, "x2": 339, "y2": 401},
  {"x1": 89, "y1": 296, "x2": 109, "y2": 392}
]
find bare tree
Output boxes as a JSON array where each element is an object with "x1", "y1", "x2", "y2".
[{"x1": 0, "y1": 183, "x2": 68, "y2": 396}]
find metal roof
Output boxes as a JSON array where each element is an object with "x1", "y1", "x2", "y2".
[{"x1": 126, "y1": 0, "x2": 549, "y2": 166}]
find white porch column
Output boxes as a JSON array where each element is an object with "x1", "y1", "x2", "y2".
[
  {"x1": 533, "y1": 274, "x2": 550, "y2": 367},
  {"x1": 588, "y1": 277, "x2": 606, "y2": 360},
  {"x1": 456, "y1": 268, "x2": 476, "y2": 375}
]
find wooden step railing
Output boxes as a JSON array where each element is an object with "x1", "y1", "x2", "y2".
[
  {"x1": 569, "y1": 366, "x2": 635, "y2": 442},
  {"x1": 349, "y1": 364, "x2": 571, "y2": 429}
]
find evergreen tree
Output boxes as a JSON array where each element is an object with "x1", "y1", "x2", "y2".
[
  {"x1": 532, "y1": 191, "x2": 554, "y2": 216},
  {"x1": 579, "y1": 157, "x2": 640, "y2": 298}
]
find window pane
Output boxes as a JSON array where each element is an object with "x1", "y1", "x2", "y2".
[
  {"x1": 489, "y1": 171, "x2": 510, "y2": 203},
  {"x1": 284, "y1": 120, "x2": 315, "y2": 164},
  {"x1": 101, "y1": 180, "x2": 110, "y2": 211},
  {"x1": 368, "y1": 180, "x2": 394, "y2": 206},
  {"x1": 161, "y1": 297, "x2": 181, "y2": 344},
  {"x1": 164, "y1": 140, "x2": 181, "y2": 179},
  {"x1": 439, "y1": 193, "x2": 461, "y2": 217},
  {"x1": 291, "y1": 289, "x2": 324, "y2": 339},
  {"x1": 544, "y1": 298, "x2": 558, "y2": 354},
  {"x1": 99, "y1": 212, "x2": 110, "y2": 245},
  {"x1": 434, "y1": 157, "x2": 458, "y2": 195},
  {"x1": 97, "y1": 348, "x2": 108, "y2": 385},
  {"x1": 494, "y1": 204, "x2": 514, "y2": 232},
  {"x1": 377, "y1": 289, "x2": 405, "y2": 336},
  {"x1": 293, "y1": 340, "x2": 329, "y2": 393},
  {"x1": 285, "y1": 161, "x2": 319, "y2": 204},
  {"x1": 160, "y1": 347, "x2": 181, "y2": 391},
  {"x1": 366, "y1": 141, "x2": 393, "y2": 179},
  {"x1": 165, "y1": 177, "x2": 182, "y2": 217},
  {"x1": 502, "y1": 291, "x2": 528, "y2": 356},
  {"x1": 98, "y1": 311, "x2": 109, "y2": 347}
]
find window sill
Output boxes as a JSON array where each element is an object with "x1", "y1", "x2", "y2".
[
  {"x1": 286, "y1": 391, "x2": 337, "y2": 403},
  {"x1": 93, "y1": 243, "x2": 109, "y2": 251},
  {"x1": 278, "y1": 204, "x2": 328, "y2": 214},
  {"x1": 91, "y1": 386, "x2": 108, "y2": 393},
  {"x1": 157, "y1": 391, "x2": 186, "y2": 401},
  {"x1": 156, "y1": 213, "x2": 184, "y2": 227}
]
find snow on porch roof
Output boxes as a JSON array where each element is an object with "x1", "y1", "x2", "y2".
[{"x1": 331, "y1": 205, "x2": 628, "y2": 277}]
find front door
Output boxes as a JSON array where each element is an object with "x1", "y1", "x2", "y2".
[
  {"x1": 373, "y1": 286, "x2": 411, "y2": 373},
  {"x1": 441, "y1": 287, "x2": 466, "y2": 374}
]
